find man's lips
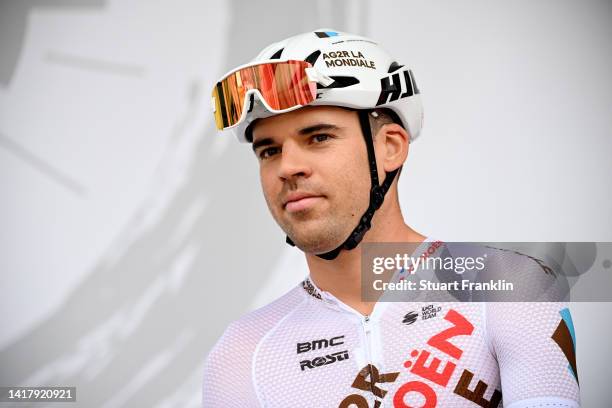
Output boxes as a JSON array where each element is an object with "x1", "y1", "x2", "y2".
[{"x1": 282, "y1": 192, "x2": 324, "y2": 213}]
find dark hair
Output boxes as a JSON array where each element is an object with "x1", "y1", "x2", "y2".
[
  {"x1": 368, "y1": 108, "x2": 403, "y2": 138},
  {"x1": 368, "y1": 108, "x2": 405, "y2": 180}
]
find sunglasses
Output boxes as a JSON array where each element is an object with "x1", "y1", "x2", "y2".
[{"x1": 212, "y1": 60, "x2": 333, "y2": 130}]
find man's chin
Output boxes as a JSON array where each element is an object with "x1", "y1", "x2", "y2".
[{"x1": 286, "y1": 231, "x2": 346, "y2": 255}]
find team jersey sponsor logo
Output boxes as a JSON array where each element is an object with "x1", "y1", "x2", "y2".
[
  {"x1": 297, "y1": 335, "x2": 345, "y2": 354},
  {"x1": 399, "y1": 240, "x2": 444, "y2": 280},
  {"x1": 402, "y1": 305, "x2": 442, "y2": 326},
  {"x1": 322, "y1": 50, "x2": 376, "y2": 70},
  {"x1": 300, "y1": 350, "x2": 350, "y2": 371},
  {"x1": 454, "y1": 369, "x2": 501, "y2": 407},
  {"x1": 376, "y1": 69, "x2": 419, "y2": 107},
  {"x1": 339, "y1": 308, "x2": 502, "y2": 407},
  {"x1": 297, "y1": 335, "x2": 348, "y2": 371},
  {"x1": 402, "y1": 311, "x2": 418, "y2": 325},
  {"x1": 302, "y1": 278, "x2": 322, "y2": 299},
  {"x1": 422, "y1": 304, "x2": 442, "y2": 320},
  {"x1": 338, "y1": 364, "x2": 399, "y2": 407}
]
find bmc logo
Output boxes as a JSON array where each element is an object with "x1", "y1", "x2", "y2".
[
  {"x1": 297, "y1": 335, "x2": 345, "y2": 354},
  {"x1": 376, "y1": 69, "x2": 420, "y2": 106}
]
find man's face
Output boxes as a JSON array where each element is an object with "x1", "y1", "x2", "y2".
[{"x1": 251, "y1": 106, "x2": 371, "y2": 254}]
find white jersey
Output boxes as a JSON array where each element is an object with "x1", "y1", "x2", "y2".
[{"x1": 202, "y1": 243, "x2": 580, "y2": 407}]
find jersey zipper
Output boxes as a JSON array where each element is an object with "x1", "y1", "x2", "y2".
[
  {"x1": 361, "y1": 314, "x2": 372, "y2": 363},
  {"x1": 361, "y1": 314, "x2": 378, "y2": 404}
]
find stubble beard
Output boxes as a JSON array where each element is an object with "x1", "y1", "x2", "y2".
[{"x1": 270, "y1": 195, "x2": 366, "y2": 255}]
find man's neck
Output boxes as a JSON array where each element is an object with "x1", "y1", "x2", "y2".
[{"x1": 304, "y1": 209, "x2": 425, "y2": 316}]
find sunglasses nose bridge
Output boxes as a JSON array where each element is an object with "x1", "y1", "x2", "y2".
[
  {"x1": 243, "y1": 89, "x2": 266, "y2": 114},
  {"x1": 305, "y1": 67, "x2": 333, "y2": 86}
]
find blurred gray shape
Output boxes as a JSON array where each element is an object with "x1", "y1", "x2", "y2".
[
  {"x1": 0, "y1": 133, "x2": 87, "y2": 196},
  {"x1": 0, "y1": 0, "x2": 106, "y2": 87},
  {"x1": 44, "y1": 51, "x2": 145, "y2": 77}
]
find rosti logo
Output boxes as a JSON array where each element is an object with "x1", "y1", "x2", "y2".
[
  {"x1": 338, "y1": 309, "x2": 502, "y2": 407},
  {"x1": 322, "y1": 50, "x2": 376, "y2": 69},
  {"x1": 297, "y1": 335, "x2": 345, "y2": 354},
  {"x1": 376, "y1": 69, "x2": 419, "y2": 106},
  {"x1": 297, "y1": 335, "x2": 349, "y2": 371},
  {"x1": 300, "y1": 350, "x2": 350, "y2": 371}
]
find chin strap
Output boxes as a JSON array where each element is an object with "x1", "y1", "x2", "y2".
[{"x1": 285, "y1": 109, "x2": 400, "y2": 260}]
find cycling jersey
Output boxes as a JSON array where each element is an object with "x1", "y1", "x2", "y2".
[{"x1": 202, "y1": 242, "x2": 580, "y2": 407}]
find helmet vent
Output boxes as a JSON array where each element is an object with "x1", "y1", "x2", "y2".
[
  {"x1": 317, "y1": 76, "x2": 360, "y2": 89},
  {"x1": 304, "y1": 50, "x2": 321, "y2": 65},
  {"x1": 270, "y1": 48, "x2": 284, "y2": 59}
]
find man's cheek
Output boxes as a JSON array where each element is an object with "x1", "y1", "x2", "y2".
[
  {"x1": 260, "y1": 174, "x2": 276, "y2": 201},
  {"x1": 260, "y1": 186, "x2": 277, "y2": 215}
]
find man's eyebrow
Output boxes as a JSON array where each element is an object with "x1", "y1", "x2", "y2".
[
  {"x1": 252, "y1": 137, "x2": 275, "y2": 152},
  {"x1": 297, "y1": 123, "x2": 341, "y2": 135},
  {"x1": 251, "y1": 124, "x2": 341, "y2": 152}
]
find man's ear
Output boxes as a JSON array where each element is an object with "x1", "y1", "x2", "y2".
[{"x1": 377, "y1": 123, "x2": 409, "y2": 172}]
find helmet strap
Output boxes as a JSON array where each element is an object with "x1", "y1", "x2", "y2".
[{"x1": 285, "y1": 109, "x2": 400, "y2": 260}]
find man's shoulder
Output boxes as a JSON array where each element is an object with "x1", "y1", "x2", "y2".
[
  {"x1": 441, "y1": 242, "x2": 564, "y2": 301},
  {"x1": 202, "y1": 280, "x2": 307, "y2": 406},
  {"x1": 210, "y1": 282, "x2": 307, "y2": 356},
  {"x1": 233, "y1": 282, "x2": 307, "y2": 332},
  {"x1": 443, "y1": 242, "x2": 554, "y2": 272}
]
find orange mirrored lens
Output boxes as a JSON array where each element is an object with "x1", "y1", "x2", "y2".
[{"x1": 213, "y1": 61, "x2": 317, "y2": 130}]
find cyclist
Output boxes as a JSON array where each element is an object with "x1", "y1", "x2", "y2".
[{"x1": 202, "y1": 29, "x2": 580, "y2": 407}]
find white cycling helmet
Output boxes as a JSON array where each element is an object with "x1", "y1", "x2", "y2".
[{"x1": 214, "y1": 28, "x2": 423, "y2": 143}]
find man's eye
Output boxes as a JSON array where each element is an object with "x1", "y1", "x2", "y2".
[
  {"x1": 311, "y1": 134, "x2": 330, "y2": 143},
  {"x1": 259, "y1": 147, "x2": 280, "y2": 159}
]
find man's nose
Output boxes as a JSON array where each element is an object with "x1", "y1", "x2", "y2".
[{"x1": 277, "y1": 142, "x2": 312, "y2": 180}]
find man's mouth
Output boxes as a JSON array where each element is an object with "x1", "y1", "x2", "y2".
[{"x1": 283, "y1": 192, "x2": 324, "y2": 213}]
